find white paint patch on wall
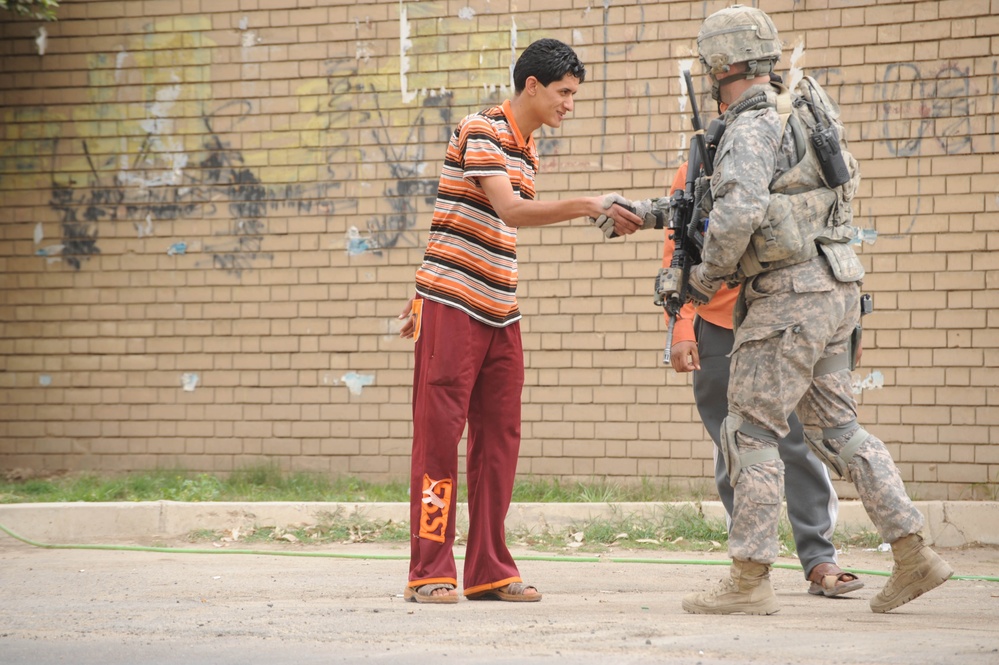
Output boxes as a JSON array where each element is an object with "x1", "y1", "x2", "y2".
[
  {"x1": 341, "y1": 372, "x2": 375, "y2": 396},
  {"x1": 115, "y1": 48, "x2": 128, "y2": 78},
  {"x1": 35, "y1": 27, "x2": 47, "y2": 56},
  {"x1": 237, "y1": 15, "x2": 259, "y2": 48},
  {"x1": 509, "y1": 17, "x2": 517, "y2": 91},
  {"x1": 677, "y1": 59, "x2": 694, "y2": 113},
  {"x1": 852, "y1": 370, "x2": 884, "y2": 395},
  {"x1": 458, "y1": 6, "x2": 475, "y2": 20},
  {"x1": 121, "y1": 75, "x2": 188, "y2": 189},
  {"x1": 135, "y1": 215, "x2": 154, "y2": 238},
  {"x1": 399, "y1": 1, "x2": 416, "y2": 104},
  {"x1": 241, "y1": 31, "x2": 259, "y2": 48}
]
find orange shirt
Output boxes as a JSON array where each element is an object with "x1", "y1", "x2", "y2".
[{"x1": 661, "y1": 162, "x2": 738, "y2": 344}]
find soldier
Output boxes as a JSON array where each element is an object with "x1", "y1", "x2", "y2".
[
  {"x1": 663, "y1": 160, "x2": 864, "y2": 600},
  {"x1": 601, "y1": 4, "x2": 952, "y2": 615},
  {"x1": 681, "y1": 3, "x2": 953, "y2": 615}
]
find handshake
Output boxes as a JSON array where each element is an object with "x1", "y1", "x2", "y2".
[{"x1": 587, "y1": 195, "x2": 669, "y2": 239}]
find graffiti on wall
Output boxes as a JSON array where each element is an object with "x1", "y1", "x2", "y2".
[
  {"x1": 878, "y1": 63, "x2": 974, "y2": 158},
  {"x1": 7, "y1": 9, "x2": 998, "y2": 272}
]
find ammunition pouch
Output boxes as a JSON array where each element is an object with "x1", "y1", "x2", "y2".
[
  {"x1": 817, "y1": 240, "x2": 865, "y2": 283},
  {"x1": 738, "y1": 188, "x2": 837, "y2": 278}
]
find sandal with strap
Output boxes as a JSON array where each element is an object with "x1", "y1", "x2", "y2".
[
  {"x1": 404, "y1": 583, "x2": 459, "y2": 604},
  {"x1": 466, "y1": 582, "x2": 542, "y2": 602},
  {"x1": 807, "y1": 562, "x2": 865, "y2": 597}
]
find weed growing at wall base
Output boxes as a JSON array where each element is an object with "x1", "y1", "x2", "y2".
[
  {"x1": 0, "y1": 467, "x2": 410, "y2": 504},
  {"x1": 0, "y1": 468, "x2": 684, "y2": 504}
]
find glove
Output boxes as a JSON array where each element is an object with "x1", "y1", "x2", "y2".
[
  {"x1": 631, "y1": 198, "x2": 669, "y2": 230},
  {"x1": 687, "y1": 263, "x2": 723, "y2": 306},
  {"x1": 588, "y1": 194, "x2": 632, "y2": 239}
]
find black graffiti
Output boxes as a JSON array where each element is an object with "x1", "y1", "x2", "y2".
[
  {"x1": 47, "y1": 140, "x2": 101, "y2": 269},
  {"x1": 197, "y1": 115, "x2": 272, "y2": 277},
  {"x1": 879, "y1": 63, "x2": 973, "y2": 157},
  {"x1": 48, "y1": 178, "x2": 101, "y2": 270},
  {"x1": 42, "y1": 96, "x2": 354, "y2": 274},
  {"x1": 320, "y1": 58, "x2": 364, "y2": 210},
  {"x1": 355, "y1": 88, "x2": 450, "y2": 252}
]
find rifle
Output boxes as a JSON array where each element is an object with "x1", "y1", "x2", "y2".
[{"x1": 655, "y1": 70, "x2": 713, "y2": 364}]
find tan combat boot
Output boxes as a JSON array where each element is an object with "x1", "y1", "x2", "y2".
[
  {"x1": 870, "y1": 534, "x2": 953, "y2": 613},
  {"x1": 682, "y1": 559, "x2": 779, "y2": 615}
]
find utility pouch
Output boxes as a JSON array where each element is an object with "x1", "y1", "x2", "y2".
[
  {"x1": 751, "y1": 194, "x2": 800, "y2": 263},
  {"x1": 818, "y1": 241, "x2": 864, "y2": 283}
]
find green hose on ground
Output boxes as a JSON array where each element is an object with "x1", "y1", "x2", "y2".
[{"x1": 3, "y1": 522, "x2": 997, "y2": 582}]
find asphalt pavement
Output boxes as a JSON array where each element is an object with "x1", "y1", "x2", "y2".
[{"x1": 1, "y1": 501, "x2": 998, "y2": 665}]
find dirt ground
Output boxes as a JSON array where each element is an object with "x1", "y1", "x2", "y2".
[{"x1": 2, "y1": 535, "x2": 998, "y2": 665}]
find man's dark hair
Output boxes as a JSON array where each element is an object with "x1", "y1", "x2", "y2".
[{"x1": 512, "y1": 38, "x2": 586, "y2": 93}]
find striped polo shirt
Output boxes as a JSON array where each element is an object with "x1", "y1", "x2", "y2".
[{"x1": 414, "y1": 99, "x2": 537, "y2": 327}]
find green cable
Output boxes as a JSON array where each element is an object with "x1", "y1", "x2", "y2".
[{"x1": 2, "y1": 523, "x2": 996, "y2": 582}]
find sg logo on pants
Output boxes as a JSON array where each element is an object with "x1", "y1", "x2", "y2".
[{"x1": 419, "y1": 474, "x2": 452, "y2": 543}]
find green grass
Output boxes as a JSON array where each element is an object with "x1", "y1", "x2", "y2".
[
  {"x1": 0, "y1": 467, "x2": 410, "y2": 504},
  {"x1": 0, "y1": 468, "x2": 687, "y2": 505}
]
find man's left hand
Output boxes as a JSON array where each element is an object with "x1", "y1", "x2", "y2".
[{"x1": 687, "y1": 264, "x2": 722, "y2": 306}]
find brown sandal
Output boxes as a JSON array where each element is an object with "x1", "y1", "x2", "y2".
[
  {"x1": 404, "y1": 583, "x2": 459, "y2": 604},
  {"x1": 808, "y1": 563, "x2": 865, "y2": 597},
  {"x1": 466, "y1": 582, "x2": 542, "y2": 602}
]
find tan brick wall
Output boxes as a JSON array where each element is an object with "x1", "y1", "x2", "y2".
[{"x1": 1, "y1": 0, "x2": 996, "y2": 500}]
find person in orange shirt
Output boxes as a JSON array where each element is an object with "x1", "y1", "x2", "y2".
[{"x1": 663, "y1": 161, "x2": 864, "y2": 598}]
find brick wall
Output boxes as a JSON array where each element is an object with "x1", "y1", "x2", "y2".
[{"x1": 1, "y1": 0, "x2": 996, "y2": 500}]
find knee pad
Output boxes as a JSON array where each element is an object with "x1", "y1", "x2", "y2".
[
  {"x1": 720, "y1": 414, "x2": 780, "y2": 488},
  {"x1": 803, "y1": 422, "x2": 869, "y2": 483}
]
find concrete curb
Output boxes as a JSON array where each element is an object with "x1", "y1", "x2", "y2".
[{"x1": 1, "y1": 500, "x2": 997, "y2": 548}]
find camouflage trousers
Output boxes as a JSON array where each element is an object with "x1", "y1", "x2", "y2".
[{"x1": 726, "y1": 258, "x2": 924, "y2": 564}]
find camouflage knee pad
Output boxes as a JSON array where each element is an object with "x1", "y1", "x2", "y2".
[
  {"x1": 720, "y1": 414, "x2": 781, "y2": 487},
  {"x1": 803, "y1": 421, "x2": 869, "y2": 483}
]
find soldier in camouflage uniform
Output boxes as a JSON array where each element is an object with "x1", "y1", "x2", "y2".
[{"x1": 608, "y1": 5, "x2": 953, "y2": 615}]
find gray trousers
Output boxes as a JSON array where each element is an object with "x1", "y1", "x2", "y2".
[{"x1": 691, "y1": 316, "x2": 838, "y2": 579}]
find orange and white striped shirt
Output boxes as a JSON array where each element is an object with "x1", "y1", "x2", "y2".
[{"x1": 415, "y1": 99, "x2": 537, "y2": 327}]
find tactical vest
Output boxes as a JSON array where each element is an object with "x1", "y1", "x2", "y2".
[{"x1": 727, "y1": 77, "x2": 865, "y2": 282}]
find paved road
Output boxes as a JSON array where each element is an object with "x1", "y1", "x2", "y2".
[{"x1": 2, "y1": 537, "x2": 998, "y2": 665}]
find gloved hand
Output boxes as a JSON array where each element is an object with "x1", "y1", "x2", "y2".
[
  {"x1": 687, "y1": 263, "x2": 723, "y2": 306},
  {"x1": 589, "y1": 196, "x2": 668, "y2": 239},
  {"x1": 588, "y1": 194, "x2": 632, "y2": 239},
  {"x1": 631, "y1": 198, "x2": 668, "y2": 230}
]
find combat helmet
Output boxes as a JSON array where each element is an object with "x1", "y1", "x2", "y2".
[{"x1": 697, "y1": 4, "x2": 781, "y2": 100}]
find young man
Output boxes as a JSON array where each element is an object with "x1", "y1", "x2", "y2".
[{"x1": 398, "y1": 38, "x2": 643, "y2": 604}]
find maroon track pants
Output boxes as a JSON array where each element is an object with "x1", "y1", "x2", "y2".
[{"x1": 407, "y1": 298, "x2": 525, "y2": 596}]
